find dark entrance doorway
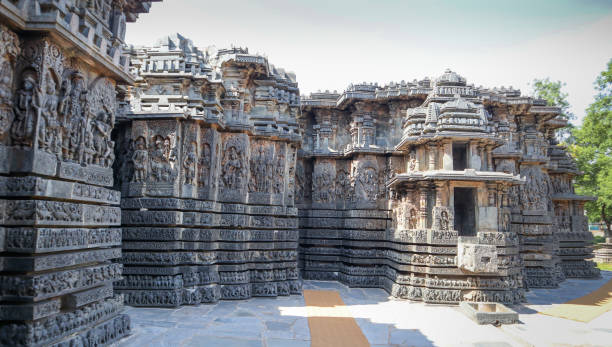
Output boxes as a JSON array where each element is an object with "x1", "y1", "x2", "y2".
[
  {"x1": 454, "y1": 187, "x2": 476, "y2": 236},
  {"x1": 452, "y1": 143, "x2": 468, "y2": 170}
]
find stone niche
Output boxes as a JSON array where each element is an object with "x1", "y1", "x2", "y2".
[
  {"x1": 113, "y1": 34, "x2": 302, "y2": 307},
  {"x1": 0, "y1": 0, "x2": 159, "y2": 345}
]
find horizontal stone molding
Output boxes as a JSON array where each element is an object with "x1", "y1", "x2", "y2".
[
  {"x1": 0, "y1": 176, "x2": 120, "y2": 204},
  {"x1": 0, "y1": 295, "x2": 125, "y2": 347},
  {"x1": 122, "y1": 262, "x2": 299, "y2": 275},
  {"x1": 121, "y1": 250, "x2": 298, "y2": 266},
  {"x1": 1, "y1": 200, "x2": 120, "y2": 226},
  {"x1": 0, "y1": 299, "x2": 61, "y2": 321},
  {"x1": 119, "y1": 280, "x2": 302, "y2": 307},
  {"x1": 122, "y1": 227, "x2": 298, "y2": 242},
  {"x1": 0, "y1": 263, "x2": 122, "y2": 302},
  {"x1": 62, "y1": 284, "x2": 114, "y2": 309},
  {"x1": 121, "y1": 198, "x2": 299, "y2": 216},
  {"x1": 0, "y1": 247, "x2": 121, "y2": 272},
  {"x1": 0, "y1": 147, "x2": 115, "y2": 187},
  {"x1": 121, "y1": 210, "x2": 297, "y2": 229},
  {"x1": 1, "y1": 227, "x2": 121, "y2": 253},
  {"x1": 122, "y1": 241, "x2": 298, "y2": 251}
]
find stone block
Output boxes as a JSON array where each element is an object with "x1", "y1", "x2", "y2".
[
  {"x1": 62, "y1": 284, "x2": 114, "y2": 309},
  {"x1": 459, "y1": 302, "x2": 518, "y2": 325},
  {"x1": 457, "y1": 242, "x2": 499, "y2": 273},
  {"x1": 0, "y1": 247, "x2": 121, "y2": 271},
  {"x1": 0, "y1": 299, "x2": 61, "y2": 321}
]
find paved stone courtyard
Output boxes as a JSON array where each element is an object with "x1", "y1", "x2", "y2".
[{"x1": 114, "y1": 271, "x2": 612, "y2": 347}]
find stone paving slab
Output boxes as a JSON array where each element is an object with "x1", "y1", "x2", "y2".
[{"x1": 114, "y1": 271, "x2": 612, "y2": 347}]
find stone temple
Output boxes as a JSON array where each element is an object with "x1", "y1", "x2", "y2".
[
  {"x1": 0, "y1": 1, "x2": 602, "y2": 344},
  {"x1": 299, "y1": 72, "x2": 599, "y2": 304},
  {"x1": 113, "y1": 35, "x2": 302, "y2": 306}
]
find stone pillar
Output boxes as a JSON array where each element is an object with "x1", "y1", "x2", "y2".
[
  {"x1": 435, "y1": 181, "x2": 447, "y2": 207},
  {"x1": 428, "y1": 143, "x2": 436, "y2": 171},
  {"x1": 478, "y1": 144, "x2": 486, "y2": 171},
  {"x1": 486, "y1": 145, "x2": 494, "y2": 170},
  {"x1": 442, "y1": 140, "x2": 453, "y2": 170},
  {"x1": 487, "y1": 183, "x2": 497, "y2": 207},
  {"x1": 469, "y1": 141, "x2": 481, "y2": 170},
  {"x1": 418, "y1": 183, "x2": 429, "y2": 228}
]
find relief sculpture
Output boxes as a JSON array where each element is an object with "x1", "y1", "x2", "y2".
[
  {"x1": 354, "y1": 164, "x2": 378, "y2": 202},
  {"x1": 0, "y1": 4, "x2": 160, "y2": 343},
  {"x1": 149, "y1": 135, "x2": 177, "y2": 182},
  {"x1": 221, "y1": 136, "x2": 247, "y2": 190},
  {"x1": 0, "y1": 25, "x2": 19, "y2": 143},
  {"x1": 12, "y1": 71, "x2": 39, "y2": 147},
  {"x1": 312, "y1": 162, "x2": 334, "y2": 204}
]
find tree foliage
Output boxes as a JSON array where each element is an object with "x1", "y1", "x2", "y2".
[
  {"x1": 531, "y1": 78, "x2": 575, "y2": 142},
  {"x1": 569, "y1": 59, "x2": 612, "y2": 233}
]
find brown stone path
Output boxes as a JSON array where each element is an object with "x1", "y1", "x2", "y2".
[{"x1": 303, "y1": 290, "x2": 369, "y2": 347}]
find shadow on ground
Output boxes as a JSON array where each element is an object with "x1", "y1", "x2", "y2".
[{"x1": 114, "y1": 271, "x2": 612, "y2": 347}]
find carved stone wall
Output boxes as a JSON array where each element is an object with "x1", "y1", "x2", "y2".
[
  {"x1": 114, "y1": 35, "x2": 301, "y2": 307},
  {"x1": 298, "y1": 70, "x2": 598, "y2": 304},
  {"x1": 548, "y1": 145, "x2": 600, "y2": 278},
  {"x1": 0, "y1": 1, "x2": 158, "y2": 345}
]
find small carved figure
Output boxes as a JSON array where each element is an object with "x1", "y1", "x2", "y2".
[
  {"x1": 38, "y1": 75, "x2": 61, "y2": 154},
  {"x1": 408, "y1": 208, "x2": 417, "y2": 229},
  {"x1": 199, "y1": 142, "x2": 211, "y2": 187},
  {"x1": 273, "y1": 153, "x2": 284, "y2": 193},
  {"x1": 222, "y1": 146, "x2": 244, "y2": 189},
  {"x1": 79, "y1": 94, "x2": 96, "y2": 165},
  {"x1": 0, "y1": 60, "x2": 13, "y2": 142},
  {"x1": 150, "y1": 137, "x2": 166, "y2": 182},
  {"x1": 161, "y1": 138, "x2": 177, "y2": 181},
  {"x1": 92, "y1": 109, "x2": 111, "y2": 165},
  {"x1": 313, "y1": 164, "x2": 333, "y2": 203},
  {"x1": 355, "y1": 166, "x2": 378, "y2": 201},
  {"x1": 131, "y1": 137, "x2": 148, "y2": 183},
  {"x1": 11, "y1": 73, "x2": 39, "y2": 147},
  {"x1": 335, "y1": 169, "x2": 351, "y2": 201},
  {"x1": 408, "y1": 150, "x2": 417, "y2": 171},
  {"x1": 183, "y1": 142, "x2": 197, "y2": 185},
  {"x1": 66, "y1": 76, "x2": 85, "y2": 161},
  {"x1": 440, "y1": 210, "x2": 450, "y2": 231}
]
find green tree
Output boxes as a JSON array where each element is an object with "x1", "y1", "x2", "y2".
[
  {"x1": 531, "y1": 78, "x2": 575, "y2": 142},
  {"x1": 570, "y1": 59, "x2": 612, "y2": 234}
]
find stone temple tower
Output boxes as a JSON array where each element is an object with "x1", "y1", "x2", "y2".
[
  {"x1": 298, "y1": 69, "x2": 598, "y2": 304},
  {"x1": 389, "y1": 70, "x2": 525, "y2": 303}
]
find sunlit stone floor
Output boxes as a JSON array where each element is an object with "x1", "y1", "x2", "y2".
[{"x1": 113, "y1": 271, "x2": 612, "y2": 347}]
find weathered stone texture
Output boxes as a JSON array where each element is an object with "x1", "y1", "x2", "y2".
[
  {"x1": 0, "y1": 0, "x2": 159, "y2": 345},
  {"x1": 113, "y1": 35, "x2": 301, "y2": 306},
  {"x1": 297, "y1": 70, "x2": 598, "y2": 304},
  {"x1": 459, "y1": 302, "x2": 519, "y2": 325}
]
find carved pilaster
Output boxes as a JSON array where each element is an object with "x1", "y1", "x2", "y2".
[
  {"x1": 418, "y1": 183, "x2": 429, "y2": 229},
  {"x1": 428, "y1": 143, "x2": 436, "y2": 171}
]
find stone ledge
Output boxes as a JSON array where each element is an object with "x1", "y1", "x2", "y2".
[
  {"x1": 2, "y1": 227, "x2": 121, "y2": 253},
  {"x1": 0, "y1": 176, "x2": 120, "y2": 205},
  {"x1": 0, "y1": 247, "x2": 121, "y2": 271}
]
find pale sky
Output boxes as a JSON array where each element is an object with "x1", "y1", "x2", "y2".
[{"x1": 126, "y1": 0, "x2": 612, "y2": 124}]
